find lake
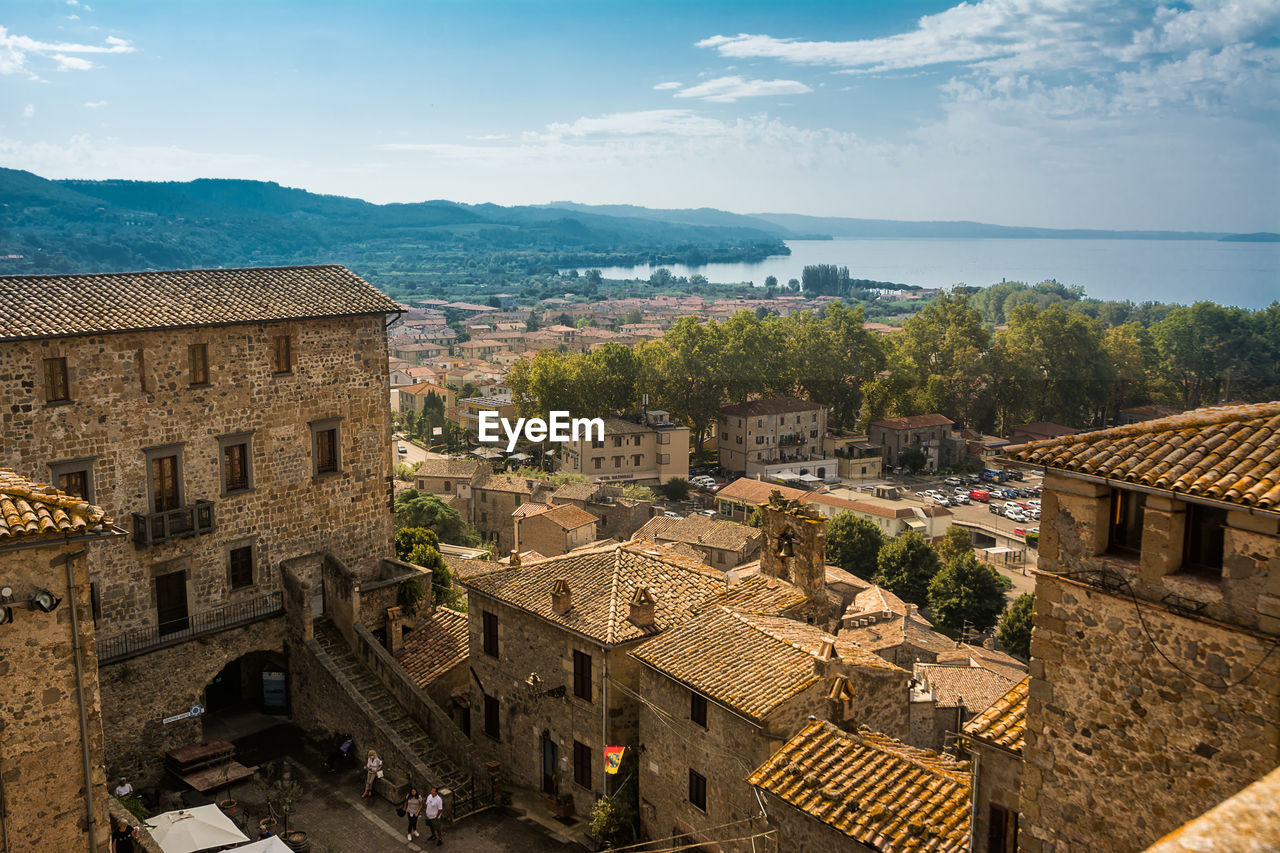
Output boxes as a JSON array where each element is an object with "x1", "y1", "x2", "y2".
[{"x1": 578, "y1": 238, "x2": 1280, "y2": 309}]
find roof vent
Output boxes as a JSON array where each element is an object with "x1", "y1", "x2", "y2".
[
  {"x1": 551, "y1": 579, "x2": 572, "y2": 615},
  {"x1": 628, "y1": 586, "x2": 656, "y2": 628},
  {"x1": 802, "y1": 773, "x2": 822, "y2": 789},
  {"x1": 510, "y1": 550, "x2": 521, "y2": 567}
]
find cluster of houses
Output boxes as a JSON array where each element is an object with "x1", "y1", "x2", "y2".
[{"x1": 1, "y1": 265, "x2": 1275, "y2": 853}]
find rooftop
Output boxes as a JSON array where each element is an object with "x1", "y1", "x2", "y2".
[
  {"x1": 721, "y1": 397, "x2": 826, "y2": 417},
  {"x1": 869, "y1": 414, "x2": 955, "y2": 431},
  {"x1": 962, "y1": 676, "x2": 1029, "y2": 754},
  {"x1": 915, "y1": 662, "x2": 1017, "y2": 712},
  {"x1": 461, "y1": 541, "x2": 726, "y2": 646},
  {"x1": 526, "y1": 504, "x2": 598, "y2": 530},
  {"x1": 395, "y1": 608, "x2": 469, "y2": 689},
  {"x1": 415, "y1": 458, "x2": 487, "y2": 480},
  {"x1": 550, "y1": 482, "x2": 600, "y2": 503},
  {"x1": 0, "y1": 470, "x2": 115, "y2": 543},
  {"x1": 748, "y1": 719, "x2": 971, "y2": 853},
  {"x1": 0, "y1": 265, "x2": 400, "y2": 341},
  {"x1": 633, "y1": 515, "x2": 762, "y2": 553},
  {"x1": 1005, "y1": 401, "x2": 1280, "y2": 509}
]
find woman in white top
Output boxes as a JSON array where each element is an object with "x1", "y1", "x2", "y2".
[{"x1": 363, "y1": 750, "x2": 383, "y2": 798}]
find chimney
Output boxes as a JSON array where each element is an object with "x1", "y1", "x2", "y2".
[
  {"x1": 510, "y1": 550, "x2": 521, "y2": 567},
  {"x1": 386, "y1": 606, "x2": 404, "y2": 655},
  {"x1": 814, "y1": 638, "x2": 840, "y2": 677},
  {"x1": 825, "y1": 676, "x2": 855, "y2": 727},
  {"x1": 629, "y1": 586, "x2": 656, "y2": 628},
  {"x1": 551, "y1": 578, "x2": 572, "y2": 614}
]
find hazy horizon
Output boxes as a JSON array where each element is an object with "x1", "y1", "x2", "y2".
[{"x1": 3, "y1": 1, "x2": 1278, "y2": 233}]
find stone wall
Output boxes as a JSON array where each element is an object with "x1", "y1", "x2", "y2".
[
  {"x1": 98, "y1": 615, "x2": 287, "y2": 784},
  {"x1": 963, "y1": 742, "x2": 1021, "y2": 853},
  {"x1": 1020, "y1": 573, "x2": 1280, "y2": 852},
  {"x1": 0, "y1": 540, "x2": 111, "y2": 853},
  {"x1": 757, "y1": 791, "x2": 877, "y2": 853},
  {"x1": 515, "y1": 513, "x2": 595, "y2": 558}
]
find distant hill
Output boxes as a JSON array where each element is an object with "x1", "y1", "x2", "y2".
[{"x1": 747, "y1": 212, "x2": 1257, "y2": 241}]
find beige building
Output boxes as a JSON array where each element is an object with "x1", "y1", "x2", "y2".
[
  {"x1": 718, "y1": 397, "x2": 829, "y2": 475},
  {"x1": 453, "y1": 393, "x2": 516, "y2": 437},
  {"x1": 513, "y1": 503, "x2": 599, "y2": 557},
  {"x1": 1006, "y1": 403, "x2": 1280, "y2": 853},
  {"x1": 556, "y1": 412, "x2": 690, "y2": 486},
  {"x1": 398, "y1": 380, "x2": 456, "y2": 414},
  {"x1": 633, "y1": 514, "x2": 761, "y2": 570},
  {"x1": 868, "y1": 413, "x2": 957, "y2": 470},
  {"x1": 716, "y1": 479, "x2": 952, "y2": 541},
  {"x1": 0, "y1": 265, "x2": 399, "y2": 781},
  {"x1": 0, "y1": 471, "x2": 125, "y2": 853}
]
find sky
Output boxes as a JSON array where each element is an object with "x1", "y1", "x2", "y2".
[{"x1": 1, "y1": 0, "x2": 1277, "y2": 232}]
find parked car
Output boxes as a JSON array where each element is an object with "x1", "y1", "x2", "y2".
[
  {"x1": 932, "y1": 495, "x2": 952, "y2": 507},
  {"x1": 397, "y1": 445, "x2": 408, "y2": 454},
  {"x1": 1002, "y1": 488, "x2": 1020, "y2": 498},
  {"x1": 1005, "y1": 508, "x2": 1027, "y2": 522},
  {"x1": 969, "y1": 489, "x2": 990, "y2": 502},
  {"x1": 1014, "y1": 526, "x2": 1028, "y2": 537},
  {"x1": 964, "y1": 474, "x2": 981, "y2": 485},
  {"x1": 944, "y1": 477, "x2": 963, "y2": 487},
  {"x1": 951, "y1": 494, "x2": 970, "y2": 505},
  {"x1": 989, "y1": 502, "x2": 1004, "y2": 514}
]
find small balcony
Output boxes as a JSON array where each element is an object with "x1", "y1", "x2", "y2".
[{"x1": 132, "y1": 500, "x2": 216, "y2": 549}]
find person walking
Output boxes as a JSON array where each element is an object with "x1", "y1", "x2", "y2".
[
  {"x1": 403, "y1": 785, "x2": 424, "y2": 841},
  {"x1": 363, "y1": 749, "x2": 383, "y2": 798},
  {"x1": 424, "y1": 786, "x2": 444, "y2": 846}
]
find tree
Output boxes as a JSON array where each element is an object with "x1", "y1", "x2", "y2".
[
  {"x1": 898, "y1": 446, "x2": 927, "y2": 474},
  {"x1": 997, "y1": 592, "x2": 1034, "y2": 659},
  {"x1": 873, "y1": 531, "x2": 941, "y2": 607},
  {"x1": 889, "y1": 291, "x2": 991, "y2": 424},
  {"x1": 649, "y1": 267, "x2": 673, "y2": 288},
  {"x1": 395, "y1": 527, "x2": 440, "y2": 561},
  {"x1": 825, "y1": 512, "x2": 884, "y2": 580},
  {"x1": 392, "y1": 489, "x2": 479, "y2": 545},
  {"x1": 936, "y1": 525, "x2": 974, "y2": 565},
  {"x1": 661, "y1": 477, "x2": 689, "y2": 502},
  {"x1": 764, "y1": 275, "x2": 778, "y2": 290},
  {"x1": 926, "y1": 552, "x2": 1007, "y2": 635}
]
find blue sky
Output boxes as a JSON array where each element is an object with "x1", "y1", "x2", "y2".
[{"x1": 2, "y1": 0, "x2": 1277, "y2": 231}]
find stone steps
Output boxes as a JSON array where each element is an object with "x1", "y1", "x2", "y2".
[{"x1": 312, "y1": 623, "x2": 472, "y2": 794}]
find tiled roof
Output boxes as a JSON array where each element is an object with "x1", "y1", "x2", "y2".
[
  {"x1": 869, "y1": 414, "x2": 955, "y2": 431},
  {"x1": 721, "y1": 396, "x2": 826, "y2": 416},
  {"x1": 395, "y1": 608, "x2": 469, "y2": 689},
  {"x1": 1143, "y1": 765, "x2": 1280, "y2": 853},
  {"x1": 934, "y1": 645, "x2": 1028, "y2": 682},
  {"x1": 511, "y1": 502, "x2": 552, "y2": 518},
  {"x1": 0, "y1": 470, "x2": 114, "y2": 542},
  {"x1": 1005, "y1": 402, "x2": 1280, "y2": 509},
  {"x1": 530, "y1": 504, "x2": 598, "y2": 530},
  {"x1": 551, "y1": 482, "x2": 600, "y2": 502},
  {"x1": 847, "y1": 585, "x2": 908, "y2": 619},
  {"x1": 962, "y1": 676, "x2": 1028, "y2": 754},
  {"x1": 0, "y1": 265, "x2": 400, "y2": 341},
  {"x1": 415, "y1": 458, "x2": 486, "y2": 480},
  {"x1": 441, "y1": 555, "x2": 502, "y2": 582},
  {"x1": 915, "y1": 663, "x2": 1017, "y2": 712},
  {"x1": 461, "y1": 541, "x2": 725, "y2": 645},
  {"x1": 717, "y1": 479, "x2": 808, "y2": 506},
  {"x1": 633, "y1": 515, "x2": 761, "y2": 553},
  {"x1": 749, "y1": 720, "x2": 971, "y2": 853}
]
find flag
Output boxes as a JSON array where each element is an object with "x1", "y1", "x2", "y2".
[{"x1": 603, "y1": 746, "x2": 625, "y2": 774}]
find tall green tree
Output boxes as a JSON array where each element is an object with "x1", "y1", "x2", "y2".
[
  {"x1": 392, "y1": 489, "x2": 479, "y2": 545},
  {"x1": 873, "y1": 531, "x2": 941, "y2": 607},
  {"x1": 927, "y1": 552, "x2": 1007, "y2": 635},
  {"x1": 997, "y1": 592, "x2": 1034, "y2": 659},
  {"x1": 889, "y1": 292, "x2": 991, "y2": 423},
  {"x1": 825, "y1": 512, "x2": 885, "y2": 580},
  {"x1": 935, "y1": 525, "x2": 975, "y2": 565}
]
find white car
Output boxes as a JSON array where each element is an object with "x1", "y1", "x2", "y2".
[
  {"x1": 932, "y1": 495, "x2": 952, "y2": 507},
  {"x1": 1005, "y1": 508, "x2": 1027, "y2": 522}
]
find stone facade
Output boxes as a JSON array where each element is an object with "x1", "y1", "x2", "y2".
[
  {"x1": 718, "y1": 397, "x2": 828, "y2": 475},
  {"x1": 556, "y1": 415, "x2": 690, "y2": 486},
  {"x1": 755, "y1": 792, "x2": 878, "y2": 853},
  {"x1": 868, "y1": 414, "x2": 956, "y2": 470},
  {"x1": 0, "y1": 308, "x2": 395, "y2": 780},
  {"x1": 1019, "y1": 469, "x2": 1280, "y2": 852},
  {"x1": 0, "y1": 539, "x2": 113, "y2": 853},
  {"x1": 514, "y1": 507, "x2": 597, "y2": 557},
  {"x1": 966, "y1": 741, "x2": 1021, "y2": 853}
]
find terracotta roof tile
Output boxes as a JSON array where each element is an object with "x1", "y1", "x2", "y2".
[
  {"x1": 461, "y1": 541, "x2": 725, "y2": 646},
  {"x1": 551, "y1": 482, "x2": 600, "y2": 502},
  {"x1": 633, "y1": 515, "x2": 761, "y2": 553},
  {"x1": 721, "y1": 396, "x2": 826, "y2": 416},
  {"x1": 441, "y1": 555, "x2": 502, "y2": 582},
  {"x1": 962, "y1": 676, "x2": 1028, "y2": 754},
  {"x1": 749, "y1": 720, "x2": 971, "y2": 853},
  {"x1": 1005, "y1": 402, "x2": 1280, "y2": 509},
  {"x1": 915, "y1": 663, "x2": 1017, "y2": 713},
  {"x1": 870, "y1": 414, "x2": 955, "y2": 431},
  {"x1": 534, "y1": 504, "x2": 599, "y2": 530},
  {"x1": 395, "y1": 608, "x2": 469, "y2": 688},
  {"x1": 0, "y1": 265, "x2": 400, "y2": 341},
  {"x1": 0, "y1": 469, "x2": 113, "y2": 542},
  {"x1": 414, "y1": 458, "x2": 487, "y2": 480}
]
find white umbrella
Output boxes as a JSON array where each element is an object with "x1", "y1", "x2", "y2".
[
  {"x1": 232, "y1": 837, "x2": 292, "y2": 853},
  {"x1": 145, "y1": 804, "x2": 249, "y2": 853}
]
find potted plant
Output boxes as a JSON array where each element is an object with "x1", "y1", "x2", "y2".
[
  {"x1": 253, "y1": 763, "x2": 304, "y2": 833},
  {"x1": 546, "y1": 791, "x2": 575, "y2": 819},
  {"x1": 218, "y1": 798, "x2": 238, "y2": 818}
]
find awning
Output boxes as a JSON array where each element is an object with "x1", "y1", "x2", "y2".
[
  {"x1": 507, "y1": 452, "x2": 531, "y2": 461},
  {"x1": 798, "y1": 473, "x2": 822, "y2": 483},
  {"x1": 986, "y1": 547, "x2": 1014, "y2": 555},
  {"x1": 234, "y1": 838, "x2": 292, "y2": 853},
  {"x1": 905, "y1": 520, "x2": 926, "y2": 531},
  {"x1": 145, "y1": 805, "x2": 249, "y2": 853},
  {"x1": 471, "y1": 447, "x2": 502, "y2": 459},
  {"x1": 776, "y1": 473, "x2": 802, "y2": 482}
]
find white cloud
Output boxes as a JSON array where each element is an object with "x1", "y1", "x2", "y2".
[
  {"x1": 83, "y1": 99, "x2": 106, "y2": 108},
  {"x1": 23, "y1": 104, "x2": 34, "y2": 118},
  {"x1": 66, "y1": 0, "x2": 80, "y2": 6},
  {"x1": 671, "y1": 75, "x2": 812, "y2": 103},
  {"x1": 652, "y1": 81, "x2": 681, "y2": 90},
  {"x1": 67, "y1": 14, "x2": 79, "y2": 20},
  {"x1": 0, "y1": 134, "x2": 266, "y2": 180},
  {"x1": 0, "y1": 26, "x2": 134, "y2": 77}
]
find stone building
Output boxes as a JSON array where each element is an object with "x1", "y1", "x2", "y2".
[
  {"x1": 958, "y1": 676, "x2": 1028, "y2": 853},
  {"x1": 0, "y1": 265, "x2": 400, "y2": 780},
  {"x1": 909, "y1": 660, "x2": 1018, "y2": 753},
  {"x1": 631, "y1": 606, "x2": 909, "y2": 851},
  {"x1": 748, "y1": 719, "x2": 972, "y2": 853},
  {"x1": 1005, "y1": 402, "x2": 1280, "y2": 852},
  {"x1": 513, "y1": 503, "x2": 599, "y2": 557},
  {"x1": 548, "y1": 481, "x2": 654, "y2": 541},
  {"x1": 718, "y1": 397, "x2": 829, "y2": 476},
  {"x1": 716, "y1": 478, "x2": 952, "y2": 541},
  {"x1": 555, "y1": 412, "x2": 690, "y2": 485},
  {"x1": 459, "y1": 541, "x2": 728, "y2": 820},
  {"x1": 633, "y1": 514, "x2": 762, "y2": 570},
  {"x1": 868, "y1": 413, "x2": 957, "y2": 470},
  {"x1": 0, "y1": 470, "x2": 126, "y2": 853}
]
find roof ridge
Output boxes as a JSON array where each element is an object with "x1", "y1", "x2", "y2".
[{"x1": 0, "y1": 262, "x2": 349, "y2": 282}]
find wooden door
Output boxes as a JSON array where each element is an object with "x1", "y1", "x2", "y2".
[{"x1": 155, "y1": 569, "x2": 189, "y2": 635}]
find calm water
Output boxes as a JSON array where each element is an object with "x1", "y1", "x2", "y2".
[{"x1": 580, "y1": 238, "x2": 1280, "y2": 309}]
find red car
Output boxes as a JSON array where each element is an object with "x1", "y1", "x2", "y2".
[{"x1": 969, "y1": 490, "x2": 990, "y2": 502}]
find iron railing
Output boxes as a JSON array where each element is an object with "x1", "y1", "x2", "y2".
[
  {"x1": 132, "y1": 500, "x2": 216, "y2": 548},
  {"x1": 98, "y1": 590, "x2": 283, "y2": 663}
]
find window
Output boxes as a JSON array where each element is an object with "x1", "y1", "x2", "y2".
[
  {"x1": 272, "y1": 335, "x2": 292, "y2": 374},
  {"x1": 89, "y1": 577, "x2": 101, "y2": 625},
  {"x1": 658, "y1": 432, "x2": 671, "y2": 445},
  {"x1": 573, "y1": 741, "x2": 592, "y2": 789},
  {"x1": 1107, "y1": 489, "x2": 1145, "y2": 556},
  {"x1": 810, "y1": 429, "x2": 818, "y2": 438},
  {"x1": 219, "y1": 434, "x2": 253, "y2": 494},
  {"x1": 43, "y1": 357, "x2": 69, "y2": 402},
  {"x1": 50, "y1": 458, "x2": 95, "y2": 503},
  {"x1": 736, "y1": 435, "x2": 742, "y2": 445},
  {"x1": 690, "y1": 691, "x2": 707, "y2": 727},
  {"x1": 756, "y1": 419, "x2": 762, "y2": 428},
  {"x1": 480, "y1": 512, "x2": 488, "y2": 524},
  {"x1": 688, "y1": 770, "x2": 707, "y2": 811},
  {"x1": 443, "y1": 480, "x2": 452, "y2": 491},
  {"x1": 988, "y1": 804, "x2": 1018, "y2": 853},
  {"x1": 188, "y1": 343, "x2": 209, "y2": 385},
  {"x1": 147, "y1": 449, "x2": 183, "y2": 512},
  {"x1": 310, "y1": 418, "x2": 342, "y2": 476},
  {"x1": 658, "y1": 454, "x2": 670, "y2": 465},
  {"x1": 229, "y1": 545, "x2": 254, "y2": 589},
  {"x1": 483, "y1": 693, "x2": 500, "y2": 740},
  {"x1": 573, "y1": 650, "x2": 592, "y2": 702},
  {"x1": 482, "y1": 610, "x2": 499, "y2": 657},
  {"x1": 613, "y1": 436, "x2": 623, "y2": 448},
  {"x1": 613, "y1": 456, "x2": 622, "y2": 468},
  {"x1": 591, "y1": 438, "x2": 605, "y2": 449},
  {"x1": 593, "y1": 457, "x2": 602, "y2": 470},
  {"x1": 632, "y1": 454, "x2": 642, "y2": 466},
  {"x1": 755, "y1": 436, "x2": 764, "y2": 445},
  {"x1": 1183, "y1": 503, "x2": 1228, "y2": 575}
]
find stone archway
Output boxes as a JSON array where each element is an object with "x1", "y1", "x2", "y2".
[{"x1": 204, "y1": 649, "x2": 288, "y2": 715}]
